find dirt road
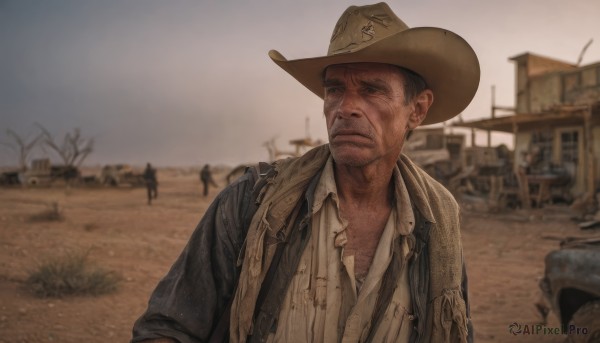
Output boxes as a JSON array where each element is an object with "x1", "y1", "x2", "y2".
[{"x1": 0, "y1": 169, "x2": 594, "y2": 342}]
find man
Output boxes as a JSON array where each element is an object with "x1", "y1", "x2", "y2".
[
  {"x1": 143, "y1": 162, "x2": 158, "y2": 205},
  {"x1": 200, "y1": 164, "x2": 218, "y2": 197},
  {"x1": 132, "y1": 3, "x2": 479, "y2": 343}
]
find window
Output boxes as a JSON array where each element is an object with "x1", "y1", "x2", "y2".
[
  {"x1": 426, "y1": 134, "x2": 444, "y2": 150},
  {"x1": 562, "y1": 72, "x2": 581, "y2": 94},
  {"x1": 531, "y1": 129, "x2": 553, "y2": 163},
  {"x1": 560, "y1": 130, "x2": 578, "y2": 164}
]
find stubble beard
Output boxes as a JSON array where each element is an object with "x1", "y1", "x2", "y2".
[{"x1": 329, "y1": 143, "x2": 377, "y2": 167}]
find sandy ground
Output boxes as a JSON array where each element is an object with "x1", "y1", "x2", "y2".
[{"x1": 0, "y1": 169, "x2": 597, "y2": 343}]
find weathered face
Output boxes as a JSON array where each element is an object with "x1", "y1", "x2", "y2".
[{"x1": 323, "y1": 63, "x2": 429, "y2": 167}]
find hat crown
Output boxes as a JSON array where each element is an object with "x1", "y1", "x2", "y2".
[{"x1": 328, "y1": 2, "x2": 409, "y2": 55}]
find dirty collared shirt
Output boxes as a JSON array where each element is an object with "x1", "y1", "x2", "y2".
[{"x1": 267, "y1": 157, "x2": 415, "y2": 343}]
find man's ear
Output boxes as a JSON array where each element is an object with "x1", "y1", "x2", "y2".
[{"x1": 408, "y1": 89, "x2": 434, "y2": 129}]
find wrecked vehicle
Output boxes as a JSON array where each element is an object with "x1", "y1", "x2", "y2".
[
  {"x1": 99, "y1": 164, "x2": 145, "y2": 187},
  {"x1": 0, "y1": 170, "x2": 21, "y2": 185},
  {"x1": 539, "y1": 236, "x2": 600, "y2": 340},
  {"x1": 22, "y1": 158, "x2": 80, "y2": 186}
]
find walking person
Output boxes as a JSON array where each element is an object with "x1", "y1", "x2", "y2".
[
  {"x1": 200, "y1": 164, "x2": 217, "y2": 197},
  {"x1": 143, "y1": 162, "x2": 158, "y2": 205}
]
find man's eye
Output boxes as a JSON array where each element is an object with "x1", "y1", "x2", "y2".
[
  {"x1": 325, "y1": 87, "x2": 342, "y2": 95},
  {"x1": 363, "y1": 86, "x2": 379, "y2": 94}
]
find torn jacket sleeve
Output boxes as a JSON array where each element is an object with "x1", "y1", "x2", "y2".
[{"x1": 131, "y1": 170, "x2": 258, "y2": 343}]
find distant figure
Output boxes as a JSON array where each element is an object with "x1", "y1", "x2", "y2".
[
  {"x1": 200, "y1": 164, "x2": 217, "y2": 197},
  {"x1": 143, "y1": 163, "x2": 158, "y2": 205}
]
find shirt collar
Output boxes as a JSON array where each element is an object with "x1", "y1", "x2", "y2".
[
  {"x1": 392, "y1": 164, "x2": 415, "y2": 236},
  {"x1": 312, "y1": 156, "x2": 338, "y2": 215},
  {"x1": 312, "y1": 156, "x2": 415, "y2": 236}
]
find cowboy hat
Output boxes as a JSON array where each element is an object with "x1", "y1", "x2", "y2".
[{"x1": 269, "y1": 2, "x2": 480, "y2": 125}]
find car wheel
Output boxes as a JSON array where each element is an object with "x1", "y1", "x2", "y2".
[
  {"x1": 105, "y1": 177, "x2": 118, "y2": 187},
  {"x1": 567, "y1": 300, "x2": 600, "y2": 343}
]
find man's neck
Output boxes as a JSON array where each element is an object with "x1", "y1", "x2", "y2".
[{"x1": 333, "y1": 160, "x2": 396, "y2": 208}]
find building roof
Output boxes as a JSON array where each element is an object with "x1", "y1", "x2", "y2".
[
  {"x1": 509, "y1": 52, "x2": 577, "y2": 77},
  {"x1": 452, "y1": 104, "x2": 598, "y2": 132}
]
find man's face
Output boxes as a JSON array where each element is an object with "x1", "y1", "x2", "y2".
[{"x1": 323, "y1": 63, "x2": 428, "y2": 167}]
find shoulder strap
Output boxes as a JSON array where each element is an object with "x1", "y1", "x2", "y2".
[
  {"x1": 209, "y1": 162, "x2": 275, "y2": 343},
  {"x1": 249, "y1": 199, "x2": 307, "y2": 342},
  {"x1": 239, "y1": 162, "x2": 276, "y2": 236},
  {"x1": 365, "y1": 208, "x2": 429, "y2": 343}
]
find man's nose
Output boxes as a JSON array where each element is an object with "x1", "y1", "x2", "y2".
[{"x1": 336, "y1": 91, "x2": 362, "y2": 119}]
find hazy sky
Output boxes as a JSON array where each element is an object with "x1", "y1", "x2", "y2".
[{"x1": 1, "y1": 0, "x2": 599, "y2": 167}]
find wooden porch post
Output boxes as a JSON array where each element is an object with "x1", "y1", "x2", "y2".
[
  {"x1": 584, "y1": 106, "x2": 596, "y2": 195},
  {"x1": 512, "y1": 118, "x2": 531, "y2": 209}
]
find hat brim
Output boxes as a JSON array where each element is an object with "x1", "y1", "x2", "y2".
[{"x1": 269, "y1": 27, "x2": 480, "y2": 125}]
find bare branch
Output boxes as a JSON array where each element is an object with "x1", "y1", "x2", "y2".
[
  {"x1": 576, "y1": 38, "x2": 593, "y2": 66},
  {"x1": 4, "y1": 128, "x2": 44, "y2": 170},
  {"x1": 74, "y1": 138, "x2": 94, "y2": 167},
  {"x1": 35, "y1": 124, "x2": 94, "y2": 168},
  {"x1": 7, "y1": 129, "x2": 25, "y2": 147},
  {"x1": 37, "y1": 124, "x2": 70, "y2": 165}
]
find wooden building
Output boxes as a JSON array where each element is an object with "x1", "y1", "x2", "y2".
[{"x1": 454, "y1": 53, "x2": 600, "y2": 199}]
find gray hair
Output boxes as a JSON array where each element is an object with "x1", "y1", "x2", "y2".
[{"x1": 395, "y1": 66, "x2": 429, "y2": 105}]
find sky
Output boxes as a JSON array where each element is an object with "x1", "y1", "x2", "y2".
[{"x1": 1, "y1": 0, "x2": 599, "y2": 167}]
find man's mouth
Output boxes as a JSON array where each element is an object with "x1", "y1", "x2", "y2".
[
  {"x1": 331, "y1": 129, "x2": 369, "y2": 139},
  {"x1": 330, "y1": 131, "x2": 372, "y2": 147}
]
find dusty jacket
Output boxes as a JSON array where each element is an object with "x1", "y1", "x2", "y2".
[{"x1": 132, "y1": 147, "x2": 472, "y2": 343}]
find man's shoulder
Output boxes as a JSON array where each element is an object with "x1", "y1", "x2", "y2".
[
  {"x1": 222, "y1": 161, "x2": 277, "y2": 197},
  {"x1": 400, "y1": 154, "x2": 449, "y2": 187},
  {"x1": 399, "y1": 154, "x2": 459, "y2": 211}
]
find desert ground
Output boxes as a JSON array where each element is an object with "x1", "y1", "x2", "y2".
[{"x1": 0, "y1": 168, "x2": 596, "y2": 343}]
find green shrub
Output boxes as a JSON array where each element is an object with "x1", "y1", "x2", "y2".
[{"x1": 26, "y1": 251, "x2": 121, "y2": 298}]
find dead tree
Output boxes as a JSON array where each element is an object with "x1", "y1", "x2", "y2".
[
  {"x1": 37, "y1": 125, "x2": 94, "y2": 168},
  {"x1": 1, "y1": 128, "x2": 43, "y2": 171}
]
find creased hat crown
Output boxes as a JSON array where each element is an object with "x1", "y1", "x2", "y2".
[{"x1": 328, "y1": 3, "x2": 408, "y2": 55}]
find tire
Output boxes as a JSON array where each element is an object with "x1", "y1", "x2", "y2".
[
  {"x1": 104, "y1": 177, "x2": 118, "y2": 187},
  {"x1": 567, "y1": 300, "x2": 600, "y2": 343}
]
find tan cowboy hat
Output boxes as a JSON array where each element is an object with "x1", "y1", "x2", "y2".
[{"x1": 269, "y1": 2, "x2": 480, "y2": 125}]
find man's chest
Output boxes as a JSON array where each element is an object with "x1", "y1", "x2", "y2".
[{"x1": 341, "y1": 205, "x2": 392, "y2": 279}]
